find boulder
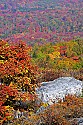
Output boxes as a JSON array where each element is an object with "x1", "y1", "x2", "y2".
[{"x1": 36, "y1": 77, "x2": 83, "y2": 105}]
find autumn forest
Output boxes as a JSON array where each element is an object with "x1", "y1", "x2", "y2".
[{"x1": 0, "y1": 0, "x2": 83, "y2": 125}]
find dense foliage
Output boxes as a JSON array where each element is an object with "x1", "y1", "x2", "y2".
[
  {"x1": 0, "y1": 40, "x2": 39, "y2": 124},
  {"x1": 0, "y1": 40, "x2": 38, "y2": 92},
  {"x1": 9, "y1": 95, "x2": 83, "y2": 125},
  {"x1": 0, "y1": 39, "x2": 83, "y2": 124},
  {"x1": 0, "y1": 0, "x2": 83, "y2": 44},
  {"x1": 0, "y1": 0, "x2": 83, "y2": 124},
  {"x1": 31, "y1": 39, "x2": 83, "y2": 82}
]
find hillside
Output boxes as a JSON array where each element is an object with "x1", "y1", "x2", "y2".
[
  {"x1": 0, "y1": 0, "x2": 83, "y2": 124},
  {"x1": 0, "y1": 0, "x2": 83, "y2": 45},
  {"x1": 31, "y1": 39, "x2": 83, "y2": 82},
  {"x1": 0, "y1": 39, "x2": 83, "y2": 125}
]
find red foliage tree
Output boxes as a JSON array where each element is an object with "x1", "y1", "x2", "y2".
[
  {"x1": 0, "y1": 40, "x2": 38, "y2": 93},
  {"x1": 0, "y1": 40, "x2": 38, "y2": 124}
]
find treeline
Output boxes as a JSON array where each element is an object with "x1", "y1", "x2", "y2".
[{"x1": 31, "y1": 38, "x2": 83, "y2": 81}]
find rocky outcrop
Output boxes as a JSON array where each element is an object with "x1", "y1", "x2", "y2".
[{"x1": 36, "y1": 77, "x2": 83, "y2": 105}]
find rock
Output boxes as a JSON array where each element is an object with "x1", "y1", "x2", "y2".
[
  {"x1": 36, "y1": 77, "x2": 83, "y2": 105},
  {"x1": 36, "y1": 106, "x2": 46, "y2": 114},
  {"x1": 78, "y1": 118, "x2": 83, "y2": 125},
  {"x1": 69, "y1": 117, "x2": 83, "y2": 125}
]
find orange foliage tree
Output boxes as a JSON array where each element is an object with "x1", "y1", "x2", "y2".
[
  {"x1": 0, "y1": 40, "x2": 38, "y2": 124},
  {"x1": 0, "y1": 40, "x2": 38, "y2": 93}
]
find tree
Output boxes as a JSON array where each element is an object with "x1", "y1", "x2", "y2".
[
  {"x1": 0, "y1": 40, "x2": 38, "y2": 93},
  {"x1": 0, "y1": 40, "x2": 38, "y2": 124}
]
